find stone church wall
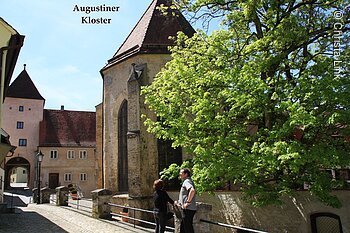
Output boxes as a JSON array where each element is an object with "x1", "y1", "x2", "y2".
[
  {"x1": 168, "y1": 190, "x2": 350, "y2": 233},
  {"x1": 101, "y1": 54, "x2": 172, "y2": 194}
]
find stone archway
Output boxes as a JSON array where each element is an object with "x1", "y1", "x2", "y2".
[{"x1": 5, "y1": 157, "x2": 30, "y2": 189}]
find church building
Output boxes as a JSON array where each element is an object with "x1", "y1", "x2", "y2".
[{"x1": 99, "y1": 0, "x2": 195, "y2": 210}]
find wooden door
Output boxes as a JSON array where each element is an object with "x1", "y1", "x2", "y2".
[{"x1": 49, "y1": 173, "x2": 59, "y2": 189}]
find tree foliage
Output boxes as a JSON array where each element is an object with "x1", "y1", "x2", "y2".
[{"x1": 143, "y1": 0, "x2": 350, "y2": 207}]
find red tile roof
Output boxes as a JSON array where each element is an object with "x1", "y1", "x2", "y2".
[
  {"x1": 103, "y1": 0, "x2": 195, "y2": 69},
  {"x1": 6, "y1": 67, "x2": 45, "y2": 101},
  {"x1": 39, "y1": 109, "x2": 96, "y2": 147}
]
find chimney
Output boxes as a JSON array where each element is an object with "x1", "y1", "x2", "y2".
[{"x1": 61, "y1": 105, "x2": 64, "y2": 110}]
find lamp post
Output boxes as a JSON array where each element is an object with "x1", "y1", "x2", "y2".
[{"x1": 36, "y1": 151, "x2": 44, "y2": 204}]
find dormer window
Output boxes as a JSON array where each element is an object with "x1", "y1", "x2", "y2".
[{"x1": 19, "y1": 106, "x2": 24, "y2": 112}]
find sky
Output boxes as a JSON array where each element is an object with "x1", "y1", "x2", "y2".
[{"x1": 0, "y1": 0, "x2": 156, "y2": 111}]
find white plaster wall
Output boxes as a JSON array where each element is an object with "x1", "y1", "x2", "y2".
[{"x1": 39, "y1": 147, "x2": 97, "y2": 198}]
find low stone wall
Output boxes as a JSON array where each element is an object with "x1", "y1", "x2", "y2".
[
  {"x1": 168, "y1": 190, "x2": 350, "y2": 233},
  {"x1": 110, "y1": 194, "x2": 154, "y2": 226},
  {"x1": 91, "y1": 189, "x2": 113, "y2": 219},
  {"x1": 110, "y1": 194, "x2": 129, "y2": 216}
]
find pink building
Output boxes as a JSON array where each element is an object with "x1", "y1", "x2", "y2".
[
  {"x1": 3, "y1": 66, "x2": 44, "y2": 188},
  {"x1": 3, "y1": 67, "x2": 97, "y2": 196}
]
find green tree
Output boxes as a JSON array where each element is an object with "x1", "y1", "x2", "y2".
[{"x1": 142, "y1": 0, "x2": 350, "y2": 207}]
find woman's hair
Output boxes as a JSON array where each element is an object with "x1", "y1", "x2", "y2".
[{"x1": 153, "y1": 179, "x2": 164, "y2": 190}]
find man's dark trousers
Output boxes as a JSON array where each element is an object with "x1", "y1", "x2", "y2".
[{"x1": 180, "y1": 209, "x2": 196, "y2": 233}]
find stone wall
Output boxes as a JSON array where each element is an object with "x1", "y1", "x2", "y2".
[
  {"x1": 101, "y1": 54, "x2": 171, "y2": 194},
  {"x1": 168, "y1": 191, "x2": 350, "y2": 233}
]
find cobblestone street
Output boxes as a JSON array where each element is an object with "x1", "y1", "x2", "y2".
[{"x1": 0, "y1": 204, "x2": 152, "y2": 233}]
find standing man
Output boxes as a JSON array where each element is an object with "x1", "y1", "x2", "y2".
[{"x1": 178, "y1": 168, "x2": 196, "y2": 233}]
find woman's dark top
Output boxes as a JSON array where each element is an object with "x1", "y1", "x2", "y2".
[{"x1": 153, "y1": 189, "x2": 174, "y2": 213}]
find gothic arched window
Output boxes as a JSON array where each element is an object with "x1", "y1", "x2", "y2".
[
  {"x1": 157, "y1": 139, "x2": 182, "y2": 190},
  {"x1": 118, "y1": 100, "x2": 128, "y2": 192}
]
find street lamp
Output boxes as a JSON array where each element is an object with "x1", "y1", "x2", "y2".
[{"x1": 36, "y1": 151, "x2": 44, "y2": 204}]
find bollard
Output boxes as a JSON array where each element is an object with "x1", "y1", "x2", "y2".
[
  {"x1": 40, "y1": 187, "x2": 51, "y2": 204},
  {"x1": 91, "y1": 189, "x2": 113, "y2": 219},
  {"x1": 55, "y1": 186, "x2": 69, "y2": 206}
]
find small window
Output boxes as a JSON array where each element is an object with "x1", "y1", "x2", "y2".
[
  {"x1": 19, "y1": 106, "x2": 24, "y2": 112},
  {"x1": 23, "y1": 170, "x2": 26, "y2": 174},
  {"x1": 67, "y1": 150, "x2": 75, "y2": 159},
  {"x1": 79, "y1": 150, "x2": 87, "y2": 159},
  {"x1": 80, "y1": 173, "x2": 87, "y2": 181},
  {"x1": 64, "y1": 173, "x2": 72, "y2": 182},
  {"x1": 17, "y1": 121, "x2": 24, "y2": 129},
  {"x1": 50, "y1": 150, "x2": 58, "y2": 159},
  {"x1": 18, "y1": 139, "x2": 27, "y2": 146}
]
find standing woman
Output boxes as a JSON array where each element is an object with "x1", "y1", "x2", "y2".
[{"x1": 153, "y1": 179, "x2": 174, "y2": 233}]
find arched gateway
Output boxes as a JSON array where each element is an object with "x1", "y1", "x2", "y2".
[{"x1": 5, "y1": 157, "x2": 30, "y2": 189}]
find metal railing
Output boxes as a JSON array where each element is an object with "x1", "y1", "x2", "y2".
[
  {"x1": 107, "y1": 203, "x2": 175, "y2": 232},
  {"x1": 67, "y1": 195, "x2": 93, "y2": 214},
  {"x1": 200, "y1": 219, "x2": 269, "y2": 233}
]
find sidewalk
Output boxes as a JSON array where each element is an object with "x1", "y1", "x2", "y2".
[{"x1": 0, "y1": 204, "x2": 152, "y2": 233}]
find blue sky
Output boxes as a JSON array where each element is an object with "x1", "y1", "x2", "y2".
[{"x1": 0, "y1": 0, "x2": 153, "y2": 111}]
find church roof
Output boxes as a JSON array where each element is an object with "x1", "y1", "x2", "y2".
[
  {"x1": 6, "y1": 66, "x2": 45, "y2": 101},
  {"x1": 39, "y1": 109, "x2": 96, "y2": 147},
  {"x1": 103, "y1": 0, "x2": 195, "y2": 69}
]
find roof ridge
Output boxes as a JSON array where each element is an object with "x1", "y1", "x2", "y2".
[
  {"x1": 102, "y1": 0, "x2": 195, "y2": 69},
  {"x1": 112, "y1": 0, "x2": 157, "y2": 58},
  {"x1": 45, "y1": 109, "x2": 95, "y2": 113}
]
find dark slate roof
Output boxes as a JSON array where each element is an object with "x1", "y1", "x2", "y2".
[
  {"x1": 102, "y1": 0, "x2": 195, "y2": 69},
  {"x1": 39, "y1": 109, "x2": 96, "y2": 147},
  {"x1": 6, "y1": 67, "x2": 45, "y2": 100}
]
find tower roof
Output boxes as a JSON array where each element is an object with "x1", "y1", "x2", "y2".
[
  {"x1": 6, "y1": 65, "x2": 45, "y2": 101},
  {"x1": 103, "y1": 0, "x2": 195, "y2": 69}
]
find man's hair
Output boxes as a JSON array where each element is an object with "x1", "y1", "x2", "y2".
[
  {"x1": 153, "y1": 179, "x2": 164, "y2": 190},
  {"x1": 181, "y1": 168, "x2": 191, "y2": 177}
]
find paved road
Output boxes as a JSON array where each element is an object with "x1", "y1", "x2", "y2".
[{"x1": 0, "y1": 204, "x2": 153, "y2": 233}]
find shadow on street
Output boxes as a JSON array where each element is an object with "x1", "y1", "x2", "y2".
[{"x1": 0, "y1": 208, "x2": 68, "y2": 233}]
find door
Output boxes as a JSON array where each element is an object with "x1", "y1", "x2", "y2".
[{"x1": 49, "y1": 173, "x2": 59, "y2": 189}]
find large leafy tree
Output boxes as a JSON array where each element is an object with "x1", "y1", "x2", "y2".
[{"x1": 142, "y1": 0, "x2": 350, "y2": 207}]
